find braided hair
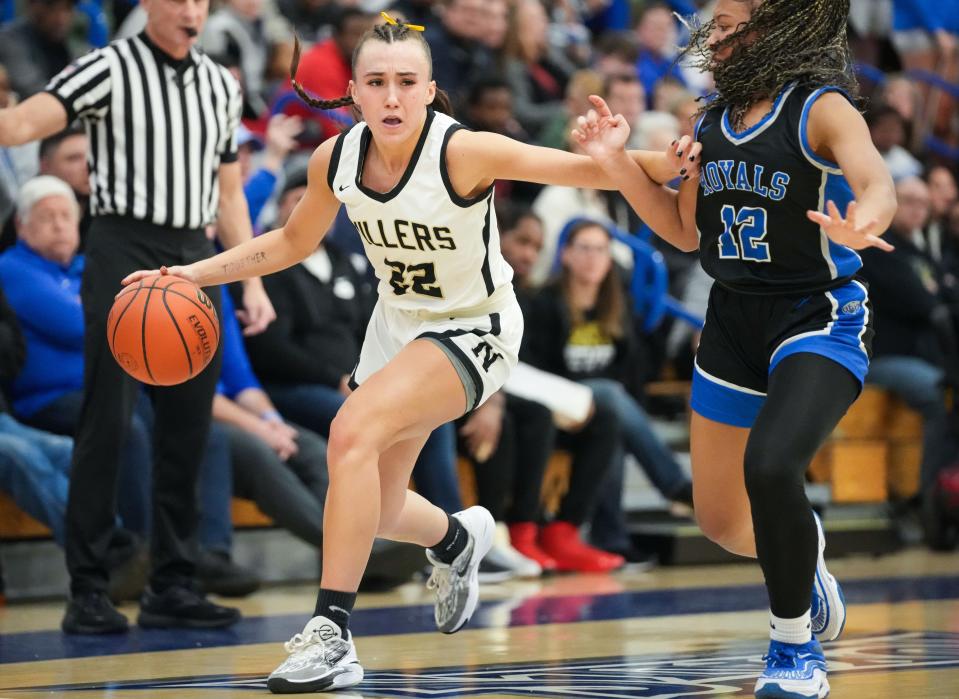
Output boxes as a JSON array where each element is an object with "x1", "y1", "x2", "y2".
[
  {"x1": 290, "y1": 21, "x2": 454, "y2": 117},
  {"x1": 681, "y1": 0, "x2": 858, "y2": 129}
]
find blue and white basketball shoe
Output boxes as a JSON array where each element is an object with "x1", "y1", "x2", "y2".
[
  {"x1": 810, "y1": 512, "x2": 846, "y2": 642},
  {"x1": 755, "y1": 638, "x2": 829, "y2": 698}
]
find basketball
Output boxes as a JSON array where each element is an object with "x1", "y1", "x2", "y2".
[{"x1": 107, "y1": 274, "x2": 219, "y2": 386}]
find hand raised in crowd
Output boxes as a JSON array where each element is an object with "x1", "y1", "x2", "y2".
[{"x1": 263, "y1": 114, "x2": 304, "y2": 172}]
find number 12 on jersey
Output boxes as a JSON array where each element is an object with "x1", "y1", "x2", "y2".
[{"x1": 718, "y1": 205, "x2": 771, "y2": 262}]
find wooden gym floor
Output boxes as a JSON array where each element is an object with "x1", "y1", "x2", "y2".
[{"x1": 1, "y1": 548, "x2": 958, "y2": 698}]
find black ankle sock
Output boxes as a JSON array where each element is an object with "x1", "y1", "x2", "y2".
[
  {"x1": 429, "y1": 514, "x2": 468, "y2": 565},
  {"x1": 313, "y1": 588, "x2": 357, "y2": 634}
]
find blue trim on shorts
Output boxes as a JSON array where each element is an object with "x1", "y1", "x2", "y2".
[
  {"x1": 769, "y1": 280, "x2": 870, "y2": 385},
  {"x1": 691, "y1": 362, "x2": 765, "y2": 428}
]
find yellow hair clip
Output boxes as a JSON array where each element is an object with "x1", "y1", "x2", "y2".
[{"x1": 381, "y1": 11, "x2": 425, "y2": 32}]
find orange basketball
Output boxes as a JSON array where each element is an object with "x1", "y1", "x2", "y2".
[{"x1": 107, "y1": 275, "x2": 219, "y2": 386}]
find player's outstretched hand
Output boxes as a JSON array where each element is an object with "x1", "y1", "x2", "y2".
[
  {"x1": 668, "y1": 134, "x2": 703, "y2": 182},
  {"x1": 807, "y1": 200, "x2": 894, "y2": 252},
  {"x1": 117, "y1": 265, "x2": 196, "y2": 296},
  {"x1": 571, "y1": 95, "x2": 630, "y2": 161}
]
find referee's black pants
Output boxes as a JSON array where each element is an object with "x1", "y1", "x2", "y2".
[{"x1": 66, "y1": 215, "x2": 223, "y2": 597}]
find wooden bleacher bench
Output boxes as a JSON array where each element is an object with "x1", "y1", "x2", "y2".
[
  {"x1": 0, "y1": 493, "x2": 274, "y2": 542},
  {"x1": 1, "y1": 383, "x2": 923, "y2": 541}
]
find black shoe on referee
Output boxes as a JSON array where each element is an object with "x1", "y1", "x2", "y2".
[
  {"x1": 62, "y1": 591, "x2": 130, "y2": 634},
  {"x1": 138, "y1": 584, "x2": 240, "y2": 629}
]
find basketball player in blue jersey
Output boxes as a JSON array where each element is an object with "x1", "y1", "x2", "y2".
[
  {"x1": 123, "y1": 13, "x2": 690, "y2": 694},
  {"x1": 574, "y1": 1, "x2": 896, "y2": 697}
]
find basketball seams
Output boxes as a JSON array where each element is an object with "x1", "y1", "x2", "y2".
[
  {"x1": 160, "y1": 286, "x2": 220, "y2": 342},
  {"x1": 140, "y1": 278, "x2": 158, "y2": 384},
  {"x1": 161, "y1": 286, "x2": 195, "y2": 379},
  {"x1": 109, "y1": 283, "x2": 143, "y2": 355}
]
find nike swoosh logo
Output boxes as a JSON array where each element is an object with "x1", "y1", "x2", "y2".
[{"x1": 338, "y1": 184, "x2": 350, "y2": 192}]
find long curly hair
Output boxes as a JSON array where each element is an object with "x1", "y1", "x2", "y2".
[
  {"x1": 290, "y1": 21, "x2": 453, "y2": 116},
  {"x1": 681, "y1": 0, "x2": 858, "y2": 129}
]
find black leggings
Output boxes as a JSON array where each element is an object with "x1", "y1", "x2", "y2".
[{"x1": 746, "y1": 353, "x2": 860, "y2": 619}]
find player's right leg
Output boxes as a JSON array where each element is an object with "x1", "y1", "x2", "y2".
[{"x1": 268, "y1": 339, "x2": 487, "y2": 694}]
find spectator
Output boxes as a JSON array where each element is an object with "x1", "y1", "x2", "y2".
[
  {"x1": 867, "y1": 104, "x2": 923, "y2": 181},
  {"x1": 503, "y1": 0, "x2": 576, "y2": 138},
  {"x1": 277, "y1": 0, "x2": 342, "y2": 42},
  {"x1": 196, "y1": 288, "x2": 330, "y2": 595},
  {"x1": 0, "y1": 175, "x2": 154, "y2": 534},
  {"x1": 236, "y1": 114, "x2": 303, "y2": 230},
  {"x1": 0, "y1": 0, "x2": 88, "y2": 98},
  {"x1": 537, "y1": 69, "x2": 604, "y2": 151},
  {"x1": 634, "y1": 2, "x2": 686, "y2": 109},
  {"x1": 523, "y1": 221, "x2": 693, "y2": 556},
  {"x1": 462, "y1": 78, "x2": 528, "y2": 142},
  {"x1": 0, "y1": 282, "x2": 70, "y2": 544},
  {"x1": 273, "y1": 7, "x2": 376, "y2": 148},
  {"x1": 0, "y1": 66, "x2": 39, "y2": 236},
  {"x1": 426, "y1": 0, "x2": 494, "y2": 112},
  {"x1": 861, "y1": 176, "x2": 959, "y2": 505},
  {"x1": 592, "y1": 30, "x2": 640, "y2": 79},
  {"x1": 202, "y1": 0, "x2": 291, "y2": 119},
  {"x1": 605, "y1": 74, "x2": 646, "y2": 148},
  {"x1": 2, "y1": 124, "x2": 90, "y2": 252},
  {"x1": 880, "y1": 74, "x2": 924, "y2": 152},
  {"x1": 0, "y1": 180, "x2": 149, "y2": 600},
  {"x1": 891, "y1": 0, "x2": 959, "y2": 72},
  {"x1": 500, "y1": 207, "x2": 627, "y2": 572},
  {"x1": 926, "y1": 165, "x2": 958, "y2": 264}
]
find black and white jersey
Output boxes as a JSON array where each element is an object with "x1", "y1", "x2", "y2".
[
  {"x1": 695, "y1": 83, "x2": 862, "y2": 295},
  {"x1": 329, "y1": 109, "x2": 513, "y2": 314},
  {"x1": 44, "y1": 31, "x2": 242, "y2": 230}
]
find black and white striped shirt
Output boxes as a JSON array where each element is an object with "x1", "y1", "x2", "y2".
[{"x1": 44, "y1": 32, "x2": 242, "y2": 231}]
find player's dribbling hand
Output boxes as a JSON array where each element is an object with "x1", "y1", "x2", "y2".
[
  {"x1": 571, "y1": 95, "x2": 630, "y2": 161},
  {"x1": 807, "y1": 200, "x2": 895, "y2": 252},
  {"x1": 117, "y1": 265, "x2": 196, "y2": 297}
]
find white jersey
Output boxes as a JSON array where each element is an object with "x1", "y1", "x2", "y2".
[{"x1": 328, "y1": 110, "x2": 513, "y2": 315}]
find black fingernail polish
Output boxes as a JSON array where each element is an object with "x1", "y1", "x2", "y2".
[
  {"x1": 677, "y1": 151, "x2": 683, "y2": 157},
  {"x1": 683, "y1": 175, "x2": 690, "y2": 181},
  {"x1": 689, "y1": 155, "x2": 696, "y2": 161},
  {"x1": 680, "y1": 168, "x2": 687, "y2": 175}
]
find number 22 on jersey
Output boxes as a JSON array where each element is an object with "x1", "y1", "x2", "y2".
[
  {"x1": 384, "y1": 259, "x2": 444, "y2": 298},
  {"x1": 718, "y1": 205, "x2": 772, "y2": 262}
]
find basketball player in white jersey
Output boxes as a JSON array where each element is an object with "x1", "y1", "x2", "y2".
[{"x1": 123, "y1": 13, "x2": 691, "y2": 694}]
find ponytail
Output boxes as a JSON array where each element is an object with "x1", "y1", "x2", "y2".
[
  {"x1": 290, "y1": 34, "x2": 356, "y2": 111},
  {"x1": 289, "y1": 23, "x2": 455, "y2": 118}
]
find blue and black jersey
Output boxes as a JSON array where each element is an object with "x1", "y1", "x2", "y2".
[{"x1": 694, "y1": 83, "x2": 862, "y2": 295}]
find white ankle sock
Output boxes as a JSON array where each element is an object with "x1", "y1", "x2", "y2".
[{"x1": 769, "y1": 609, "x2": 812, "y2": 644}]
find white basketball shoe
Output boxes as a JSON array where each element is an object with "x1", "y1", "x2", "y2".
[
  {"x1": 425, "y1": 506, "x2": 495, "y2": 634},
  {"x1": 267, "y1": 615, "x2": 363, "y2": 694}
]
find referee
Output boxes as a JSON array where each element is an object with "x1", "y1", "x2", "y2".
[{"x1": 0, "y1": 0, "x2": 275, "y2": 633}]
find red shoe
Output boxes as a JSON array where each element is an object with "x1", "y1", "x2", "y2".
[
  {"x1": 508, "y1": 522, "x2": 558, "y2": 573},
  {"x1": 538, "y1": 521, "x2": 625, "y2": 573}
]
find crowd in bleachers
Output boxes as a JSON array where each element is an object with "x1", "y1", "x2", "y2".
[{"x1": 1, "y1": 0, "x2": 958, "y2": 600}]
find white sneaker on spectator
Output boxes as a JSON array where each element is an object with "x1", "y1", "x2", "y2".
[{"x1": 485, "y1": 523, "x2": 542, "y2": 578}]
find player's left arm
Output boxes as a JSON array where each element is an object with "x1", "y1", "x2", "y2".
[
  {"x1": 805, "y1": 93, "x2": 897, "y2": 251},
  {"x1": 216, "y1": 160, "x2": 277, "y2": 335},
  {"x1": 447, "y1": 130, "x2": 695, "y2": 192}
]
